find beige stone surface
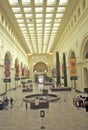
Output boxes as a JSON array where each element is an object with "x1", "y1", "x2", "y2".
[{"x1": 0, "y1": 85, "x2": 88, "y2": 130}]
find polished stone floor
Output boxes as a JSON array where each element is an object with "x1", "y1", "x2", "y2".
[{"x1": 0, "y1": 84, "x2": 88, "y2": 130}]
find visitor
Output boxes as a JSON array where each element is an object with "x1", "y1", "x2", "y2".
[
  {"x1": 35, "y1": 97, "x2": 39, "y2": 109},
  {"x1": 10, "y1": 97, "x2": 14, "y2": 109},
  {"x1": 4, "y1": 96, "x2": 9, "y2": 110},
  {"x1": 79, "y1": 95, "x2": 84, "y2": 107},
  {"x1": 25, "y1": 101, "x2": 28, "y2": 110},
  {"x1": 84, "y1": 96, "x2": 88, "y2": 112}
]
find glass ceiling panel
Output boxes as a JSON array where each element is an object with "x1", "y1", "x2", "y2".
[
  {"x1": 9, "y1": 0, "x2": 18, "y2": 5},
  {"x1": 20, "y1": 27, "x2": 26, "y2": 31},
  {"x1": 53, "y1": 23, "x2": 60, "y2": 26},
  {"x1": 30, "y1": 30, "x2": 35, "y2": 33},
  {"x1": 47, "y1": 0, "x2": 56, "y2": 5},
  {"x1": 28, "y1": 24, "x2": 34, "y2": 27},
  {"x1": 56, "y1": 13, "x2": 63, "y2": 18},
  {"x1": 35, "y1": 7, "x2": 43, "y2": 13},
  {"x1": 55, "y1": 18, "x2": 61, "y2": 22},
  {"x1": 34, "y1": 0, "x2": 43, "y2": 5},
  {"x1": 36, "y1": 19, "x2": 43, "y2": 23},
  {"x1": 46, "y1": 14, "x2": 53, "y2": 18},
  {"x1": 57, "y1": 7, "x2": 66, "y2": 12},
  {"x1": 36, "y1": 14, "x2": 43, "y2": 18},
  {"x1": 45, "y1": 28, "x2": 51, "y2": 31},
  {"x1": 15, "y1": 14, "x2": 23, "y2": 18},
  {"x1": 37, "y1": 28, "x2": 42, "y2": 31},
  {"x1": 59, "y1": 0, "x2": 69, "y2": 6},
  {"x1": 18, "y1": 23, "x2": 25, "y2": 27},
  {"x1": 22, "y1": 0, "x2": 31, "y2": 5},
  {"x1": 36, "y1": 24, "x2": 42, "y2": 27},
  {"x1": 44, "y1": 30, "x2": 50, "y2": 33},
  {"x1": 52, "y1": 30, "x2": 57, "y2": 33},
  {"x1": 37, "y1": 31, "x2": 42, "y2": 33},
  {"x1": 8, "y1": 0, "x2": 70, "y2": 54},
  {"x1": 12, "y1": 7, "x2": 21, "y2": 13},
  {"x1": 16, "y1": 19, "x2": 24, "y2": 23},
  {"x1": 23, "y1": 7, "x2": 32, "y2": 12},
  {"x1": 45, "y1": 19, "x2": 52, "y2": 23},
  {"x1": 52, "y1": 27, "x2": 59, "y2": 30},
  {"x1": 45, "y1": 24, "x2": 51, "y2": 27},
  {"x1": 28, "y1": 28, "x2": 34, "y2": 30},
  {"x1": 25, "y1": 14, "x2": 32, "y2": 18},
  {"x1": 26, "y1": 19, "x2": 33, "y2": 23},
  {"x1": 46, "y1": 7, "x2": 55, "y2": 12}
]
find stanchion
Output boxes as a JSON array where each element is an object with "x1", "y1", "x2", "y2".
[{"x1": 40, "y1": 110, "x2": 45, "y2": 129}]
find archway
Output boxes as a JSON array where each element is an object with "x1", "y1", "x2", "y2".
[
  {"x1": 81, "y1": 38, "x2": 88, "y2": 90},
  {"x1": 33, "y1": 62, "x2": 48, "y2": 83},
  {"x1": 34, "y1": 62, "x2": 48, "y2": 73}
]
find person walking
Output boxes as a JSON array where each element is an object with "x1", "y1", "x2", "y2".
[
  {"x1": 25, "y1": 101, "x2": 28, "y2": 110},
  {"x1": 10, "y1": 97, "x2": 14, "y2": 109}
]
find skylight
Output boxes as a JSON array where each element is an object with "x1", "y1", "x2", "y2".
[{"x1": 8, "y1": 0, "x2": 69, "y2": 54}]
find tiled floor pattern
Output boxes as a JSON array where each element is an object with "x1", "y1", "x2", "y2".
[{"x1": 0, "y1": 84, "x2": 88, "y2": 130}]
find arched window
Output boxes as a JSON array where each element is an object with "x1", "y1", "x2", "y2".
[{"x1": 34, "y1": 62, "x2": 48, "y2": 72}]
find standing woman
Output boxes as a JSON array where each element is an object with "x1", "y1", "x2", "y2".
[
  {"x1": 25, "y1": 100, "x2": 28, "y2": 110},
  {"x1": 84, "y1": 96, "x2": 88, "y2": 112},
  {"x1": 10, "y1": 97, "x2": 14, "y2": 109}
]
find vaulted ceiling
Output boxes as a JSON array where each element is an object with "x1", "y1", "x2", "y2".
[{"x1": 0, "y1": 0, "x2": 78, "y2": 55}]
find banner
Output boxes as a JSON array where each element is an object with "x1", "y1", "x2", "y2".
[{"x1": 70, "y1": 58, "x2": 77, "y2": 80}]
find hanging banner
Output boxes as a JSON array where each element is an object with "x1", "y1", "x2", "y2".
[
  {"x1": 15, "y1": 64, "x2": 19, "y2": 77},
  {"x1": 70, "y1": 58, "x2": 77, "y2": 80},
  {"x1": 4, "y1": 58, "x2": 10, "y2": 78}
]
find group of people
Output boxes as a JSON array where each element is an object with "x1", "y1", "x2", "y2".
[
  {"x1": 73, "y1": 95, "x2": 88, "y2": 112},
  {"x1": 2, "y1": 96, "x2": 14, "y2": 110}
]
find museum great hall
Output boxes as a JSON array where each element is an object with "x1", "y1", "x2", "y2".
[{"x1": 0, "y1": 0, "x2": 88, "y2": 130}]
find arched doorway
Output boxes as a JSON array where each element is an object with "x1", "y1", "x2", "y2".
[
  {"x1": 33, "y1": 62, "x2": 48, "y2": 83},
  {"x1": 34, "y1": 62, "x2": 48, "y2": 73},
  {"x1": 81, "y1": 39, "x2": 88, "y2": 89}
]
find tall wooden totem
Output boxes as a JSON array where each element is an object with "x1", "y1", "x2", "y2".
[
  {"x1": 56, "y1": 52, "x2": 61, "y2": 86},
  {"x1": 63, "y1": 53, "x2": 67, "y2": 87}
]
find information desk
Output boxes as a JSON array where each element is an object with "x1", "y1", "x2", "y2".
[
  {"x1": 50, "y1": 87, "x2": 72, "y2": 91},
  {"x1": 30, "y1": 99, "x2": 49, "y2": 109}
]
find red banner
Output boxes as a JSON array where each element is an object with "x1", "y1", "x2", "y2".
[{"x1": 70, "y1": 58, "x2": 77, "y2": 77}]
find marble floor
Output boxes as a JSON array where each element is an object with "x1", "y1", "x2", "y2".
[{"x1": 0, "y1": 84, "x2": 88, "y2": 130}]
